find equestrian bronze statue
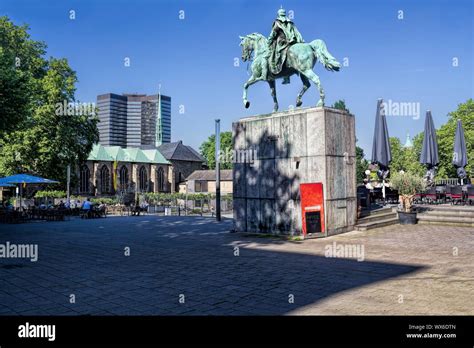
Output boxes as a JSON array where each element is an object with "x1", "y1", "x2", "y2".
[{"x1": 240, "y1": 8, "x2": 341, "y2": 112}]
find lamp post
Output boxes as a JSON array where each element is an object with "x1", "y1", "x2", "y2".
[
  {"x1": 215, "y1": 119, "x2": 221, "y2": 222},
  {"x1": 66, "y1": 164, "x2": 71, "y2": 205}
]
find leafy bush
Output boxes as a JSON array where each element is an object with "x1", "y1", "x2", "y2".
[
  {"x1": 222, "y1": 194, "x2": 233, "y2": 203},
  {"x1": 145, "y1": 193, "x2": 181, "y2": 205},
  {"x1": 390, "y1": 172, "x2": 426, "y2": 212},
  {"x1": 144, "y1": 192, "x2": 214, "y2": 205},
  {"x1": 34, "y1": 190, "x2": 66, "y2": 199}
]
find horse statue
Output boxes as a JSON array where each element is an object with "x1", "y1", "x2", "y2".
[{"x1": 239, "y1": 32, "x2": 340, "y2": 112}]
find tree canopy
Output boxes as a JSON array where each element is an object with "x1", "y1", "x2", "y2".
[
  {"x1": 199, "y1": 131, "x2": 233, "y2": 170},
  {"x1": 387, "y1": 136, "x2": 425, "y2": 176},
  {"x1": 387, "y1": 100, "x2": 473, "y2": 178},
  {"x1": 436, "y1": 99, "x2": 473, "y2": 178},
  {"x1": 353, "y1": 99, "x2": 472, "y2": 180},
  {"x1": 355, "y1": 145, "x2": 368, "y2": 184},
  {"x1": 0, "y1": 17, "x2": 99, "y2": 187},
  {"x1": 331, "y1": 99, "x2": 350, "y2": 113}
]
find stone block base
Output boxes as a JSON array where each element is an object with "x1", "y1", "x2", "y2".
[{"x1": 232, "y1": 106, "x2": 356, "y2": 237}]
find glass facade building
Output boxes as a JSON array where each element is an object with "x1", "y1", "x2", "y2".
[{"x1": 97, "y1": 93, "x2": 171, "y2": 148}]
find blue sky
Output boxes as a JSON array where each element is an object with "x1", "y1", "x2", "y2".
[{"x1": 2, "y1": 0, "x2": 473, "y2": 156}]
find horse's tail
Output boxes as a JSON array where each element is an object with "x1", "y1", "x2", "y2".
[{"x1": 310, "y1": 39, "x2": 341, "y2": 72}]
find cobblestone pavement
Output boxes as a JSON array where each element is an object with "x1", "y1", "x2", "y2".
[{"x1": 0, "y1": 216, "x2": 472, "y2": 315}]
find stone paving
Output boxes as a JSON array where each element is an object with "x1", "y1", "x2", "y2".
[{"x1": 0, "y1": 216, "x2": 472, "y2": 315}]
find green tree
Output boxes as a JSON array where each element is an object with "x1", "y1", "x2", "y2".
[
  {"x1": 332, "y1": 99, "x2": 350, "y2": 113},
  {"x1": 436, "y1": 99, "x2": 473, "y2": 178},
  {"x1": 388, "y1": 136, "x2": 425, "y2": 175},
  {"x1": 403, "y1": 133, "x2": 425, "y2": 176},
  {"x1": 0, "y1": 17, "x2": 99, "y2": 187},
  {"x1": 355, "y1": 146, "x2": 368, "y2": 184},
  {"x1": 0, "y1": 16, "x2": 47, "y2": 135},
  {"x1": 389, "y1": 137, "x2": 404, "y2": 173},
  {"x1": 199, "y1": 131, "x2": 233, "y2": 169}
]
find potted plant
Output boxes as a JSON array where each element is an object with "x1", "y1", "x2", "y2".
[{"x1": 390, "y1": 172, "x2": 426, "y2": 224}]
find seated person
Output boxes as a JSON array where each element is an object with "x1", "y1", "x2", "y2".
[
  {"x1": 131, "y1": 202, "x2": 140, "y2": 216},
  {"x1": 82, "y1": 198, "x2": 92, "y2": 211}
]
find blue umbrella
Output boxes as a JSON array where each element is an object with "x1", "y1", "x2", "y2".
[
  {"x1": 0, "y1": 174, "x2": 59, "y2": 208},
  {"x1": 0, "y1": 174, "x2": 59, "y2": 185},
  {"x1": 0, "y1": 182, "x2": 15, "y2": 187},
  {"x1": 452, "y1": 119, "x2": 468, "y2": 182},
  {"x1": 0, "y1": 177, "x2": 15, "y2": 188}
]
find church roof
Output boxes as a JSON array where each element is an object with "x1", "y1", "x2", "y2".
[
  {"x1": 186, "y1": 170, "x2": 232, "y2": 181},
  {"x1": 157, "y1": 141, "x2": 204, "y2": 162},
  {"x1": 403, "y1": 134, "x2": 413, "y2": 148},
  {"x1": 142, "y1": 149, "x2": 169, "y2": 164},
  {"x1": 88, "y1": 144, "x2": 113, "y2": 162},
  {"x1": 87, "y1": 144, "x2": 170, "y2": 164},
  {"x1": 105, "y1": 146, "x2": 127, "y2": 161}
]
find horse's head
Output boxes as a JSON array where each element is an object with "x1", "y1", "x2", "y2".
[
  {"x1": 239, "y1": 33, "x2": 266, "y2": 62},
  {"x1": 239, "y1": 35, "x2": 253, "y2": 62}
]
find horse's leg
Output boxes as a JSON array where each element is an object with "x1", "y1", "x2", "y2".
[
  {"x1": 296, "y1": 74, "x2": 310, "y2": 107},
  {"x1": 300, "y1": 69, "x2": 325, "y2": 107},
  {"x1": 243, "y1": 76, "x2": 259, "y2": 108},
  {"x1": 268, "y1": 80, "x2": 278, "y2": 112}
]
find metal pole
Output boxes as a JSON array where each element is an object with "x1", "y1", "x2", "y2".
[
  {"x1": 382, "y1": 179, "x2": 386, "y2": 206},
  {"x1": 215, "y1": 119, "x2": 221, "y2": 222},
  {"x1": 67, "y1": 164, "x2": 71, "y2": 205}
]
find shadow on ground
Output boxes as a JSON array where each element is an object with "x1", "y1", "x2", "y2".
[{"x1": 0, "y1": 216, "x2": 423, "y2": 315}]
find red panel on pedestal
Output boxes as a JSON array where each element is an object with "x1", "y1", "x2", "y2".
[{"x1": 300, "y1": 183, "x2": 325, "y2": 235}]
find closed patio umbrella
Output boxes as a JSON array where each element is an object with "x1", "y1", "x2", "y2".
[
  {"x1": 419, "y1": 110, "x2": 439, "y2": 183},
  {"x1": 371, "y1": 99, "x2": 392, "y2": 203},
  {"x1": 453, "y1": 119, "x2": 468, "y2": 184}
]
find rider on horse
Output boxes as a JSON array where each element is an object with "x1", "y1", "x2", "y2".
[{"x1": 267, "y1": 8, "x2": 304, "y2": 84}]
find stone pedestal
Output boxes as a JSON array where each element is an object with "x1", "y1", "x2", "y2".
[{"x1": 232, "y1": 106, "x2": 356, "y2": 237}]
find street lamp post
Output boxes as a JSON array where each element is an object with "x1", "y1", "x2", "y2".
[
  {"x1": 215, "y1": 119, "x2": 221, "y2": 222},
  {"x1": 66, "y1": 164, "x2": 71, "y2": 205}
]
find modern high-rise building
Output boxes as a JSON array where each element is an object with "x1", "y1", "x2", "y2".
[
  {"x1": 97, "y1": 94, "x2": 128, "y2": 147},
  {"x1": 96, "y1": 93, "x2": 171, "y2": 148}
]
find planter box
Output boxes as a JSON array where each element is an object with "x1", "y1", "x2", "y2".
[{"x1": 398, "y1": 211, "x2": 417, "y2": 225}]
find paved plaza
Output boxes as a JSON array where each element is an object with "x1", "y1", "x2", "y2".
[{"x1": 0, "y1": 216, "x2": 472, "y2": 315}]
